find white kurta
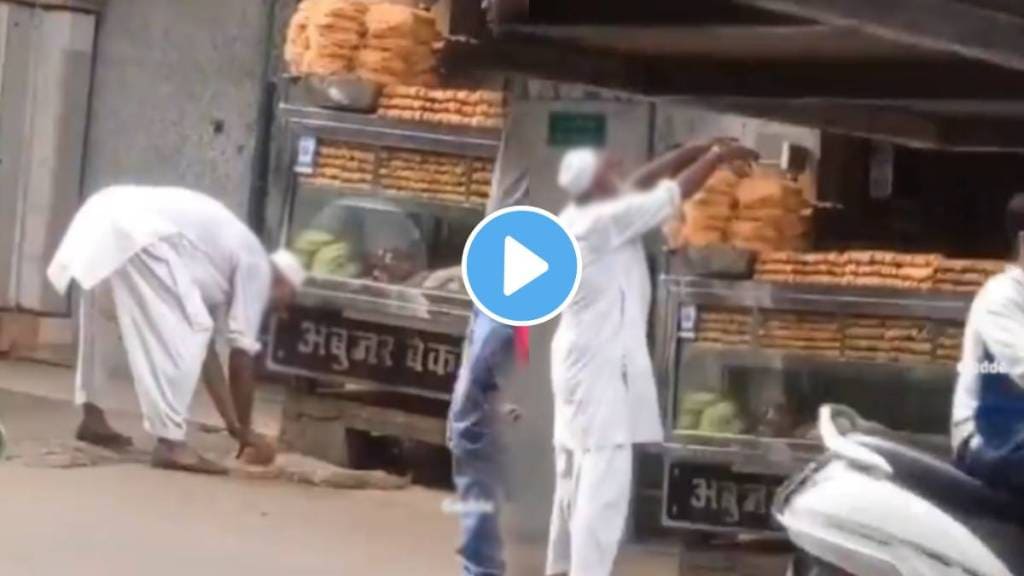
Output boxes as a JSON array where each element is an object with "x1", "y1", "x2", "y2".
[
  {"x1": 51, "y1": 186, "x2": 272, "y2": 441},
  {"x1": 545, "y1": 180, "x2": 680, "y2": 576},
  {"x1": 551, "y1": 179, "x2": 680, "y2": 451},
  {"x1": 50, "y1": 185, "x2": 271, "y2": 355}
]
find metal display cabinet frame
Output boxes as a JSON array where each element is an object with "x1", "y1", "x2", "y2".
[
  {"x1": 653, "y1": 274, "x2": 971, "y2": 533},
  {"x1": 265, "y1": 104, "x2": 502, "y2": 448},
  {"x1": 278, "y1": 104, "x2": 501, "y2": 159}
]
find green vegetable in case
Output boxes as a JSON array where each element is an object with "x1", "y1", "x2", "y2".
[
  {"x1": 310, "y1": 241, "x2": 363, "y2": 279},
  {"x1": 292, "y1": 229, "x2": 337, "y2": 268},
  {"x1": 677, "y1": 391, "x2": 723, "y2": 431},
  {"x1": 698, "y1": 400, "x2": 746, "y2": 435}
]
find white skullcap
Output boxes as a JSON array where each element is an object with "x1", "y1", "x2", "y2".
[
  {"x1": 270, "y1": 249, "x2": 307, "y2": 289},
  {"x1": 558, "y1": 148, "x2": 602, "y2": 198}
]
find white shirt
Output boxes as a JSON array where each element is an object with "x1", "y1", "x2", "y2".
[
  {"x1": 551, "y1": 179, "x2": 681, "y2": 450},
  {"x1": 951, "y1": 266, "x2": 1024, "y2": 451},
  {"x1": 48, "y1": 185, "x2": 272, "y2": 354}
]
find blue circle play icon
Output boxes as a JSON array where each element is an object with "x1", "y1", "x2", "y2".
[{"x1": 462, "y1": 207, "x2": 581, "y2": 326}]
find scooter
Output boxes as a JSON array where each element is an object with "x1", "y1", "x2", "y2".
[{"x1": 773, "y1": 404, "x2": 1024, "y2": 576}]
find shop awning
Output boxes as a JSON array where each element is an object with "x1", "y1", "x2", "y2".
[{"x1": 444, "y1": 0, "x2": 1024, "y2": 150}]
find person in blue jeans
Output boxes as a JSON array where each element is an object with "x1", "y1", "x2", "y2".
[
  {"x1": 953, "y1": 193, "x2": 1024, "y2": 498},
  {"x1": 447, "y1": 308, "x2": 526, "y2": 576}
]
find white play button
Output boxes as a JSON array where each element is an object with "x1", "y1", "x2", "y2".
[
  {"x1": 463, "y1": 206, "x2": 582, "y2": 326},
  {"x1": 503, "y1": 236, "x2": 549, "y2": 296}
]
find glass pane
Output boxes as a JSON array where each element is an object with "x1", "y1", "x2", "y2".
[
  {"x1": 674, "y1": 306, "x2": 960, "y2": 442},
  {"x1": 288, "y1": 182, "x2": 479, "y2": 292}
]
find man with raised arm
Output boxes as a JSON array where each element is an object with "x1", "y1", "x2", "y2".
[{"x1": 546, "y1": 141, "x2": 758, "y2": 576}]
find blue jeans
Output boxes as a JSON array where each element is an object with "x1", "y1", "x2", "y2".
[
  {"x1": 448, "y1": 310, "x2": 514, "y2": 576},
  {"x1": 957, "y1": 431, "x2": 1024, "y2": 498},
  {"x1": 452, "y1": 448, "x2": 505, "y2": 576},
  {"x1": 449, "y1": 385, "x2": 506, "y2": 576}
]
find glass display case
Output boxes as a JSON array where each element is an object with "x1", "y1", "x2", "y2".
[
  {"x1": 263, "y1": 105, "x2": 501, "y2": 443},
  {"x1": 653, "y1": 275, "x2": 970, "y2": 533},
  {"x1": 289, "y1": 183, "x2": 476, "y2": 292},
  {"x1": 278, "y1": 104, "x2": 500, "y2": 295}
]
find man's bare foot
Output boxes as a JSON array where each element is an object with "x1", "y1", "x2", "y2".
[
  {"x1": 76, "y1": 403, "x2": 133, "y2": 450},
  {"x1": 151, "y1": 439, "x2": 228, "y2": 475}
]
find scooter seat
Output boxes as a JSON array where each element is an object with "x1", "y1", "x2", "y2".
[
  {"x1": 850, "y1": 434, "x2": 1024, "y2": 523},
  {"x1": 851, "y1": 434, "x2": 1024, "y2": 574}
]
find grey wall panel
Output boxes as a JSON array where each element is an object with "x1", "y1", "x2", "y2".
[
  {"x1": 0, "y1": 4, "x2": 33, "y2": 309},
  {"x1": 16, "y1": 10, "x2": 95, "y2": 313},
  {"x1": 81, "y1": 0, "x2": 272, "y2": 216}
]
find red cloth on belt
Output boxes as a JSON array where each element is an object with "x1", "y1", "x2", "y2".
[{"x1": 514, "y1": 327, "x2": 529, "y2": 364}]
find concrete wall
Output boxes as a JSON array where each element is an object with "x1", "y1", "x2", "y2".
[{"x1": 82, "y1": 0, "x2": 272, "y2": 215}]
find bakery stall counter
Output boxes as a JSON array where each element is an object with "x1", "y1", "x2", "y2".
[
  {"x1": 261, "y1": 100, "x2": 502, "y2": 470},
  {"x1": 653, "y1": 275, "x2": 966, "y2": 532},
  {"x1": 275, "y1": 103, "x2": 502, "y2": 298},
  {"x1": 657, "y1": 276, "x2": 969, "y2": 449},
  {"x1": 265, "y1": 257, "x2": 472, "y2": 468}
]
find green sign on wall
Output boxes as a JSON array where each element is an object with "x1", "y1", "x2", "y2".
[{"x1": 547, "y1": 112, "x2": 607, "y2": 148}]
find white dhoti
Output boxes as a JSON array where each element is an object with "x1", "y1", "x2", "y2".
[
  {"x1": 74, "y1": 238, "x2": 214, "y2": 441},
  {"x1": 545, "y1": 445, "x2": 633, "y2": 576}
]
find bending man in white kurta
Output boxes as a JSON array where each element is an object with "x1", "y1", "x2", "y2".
[
  {"x1": 48, "y1": 185, "x2": 305, "y2": 474},
  {"x1": 546, "y1": 141, "x2": 757, "y2": 576}
]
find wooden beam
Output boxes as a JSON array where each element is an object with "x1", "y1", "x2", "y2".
[
  {"x1": 674, "y1": 97, "x2": 1024, "y2": 150},
  {"x1": 933, "y1": 116, "x2": 1024, "y2": 151},
  {"x1": 681, "y1": 98, "x2": 943, "y2": 148},
  {"x1": 503, "y1": 0, "x2": 804, "y2": 26},
  {"x1": 443, "y1": 36, "x2": 642, "y2": 92},
  {"x1": 961, "y1": 0, "x2": 1024, "y2": 19},
  {"x1": 443, "y1": 36, "x2": 1024, "y2": 100},
  {"x1": 636, "y1": 58, "x2": 1024, "y2": 100},
  {"x1": 733, "y1": 0, "x2": 1024, "y2": 71}
]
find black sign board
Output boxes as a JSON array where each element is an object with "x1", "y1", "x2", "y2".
[
  {"x1": 664, "y1": 461, "x2": 783, "y2": 532},
  {"x1": 268, "y1": 305, "x2": 463, "y2": 395}
]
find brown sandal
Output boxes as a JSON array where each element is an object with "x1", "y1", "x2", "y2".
[{"x1": 75, "y1": 427, "x2": 134, "y2": 451}]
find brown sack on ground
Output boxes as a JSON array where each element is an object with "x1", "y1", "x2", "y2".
[{"x1": 231, "y1": 452, "x2": 410, "y2": 490}]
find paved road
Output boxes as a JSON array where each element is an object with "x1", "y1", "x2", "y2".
[
  {"x1": 0, "y1": 385, "x2": 460, "y2": 575},
  {"x1": 0, "y1": 361, "x2": 697, "y2": 575}
]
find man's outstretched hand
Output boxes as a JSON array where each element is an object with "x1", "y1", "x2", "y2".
[
  {"x1": 713, "y1": 141, "x2": 759, "y2": 164},
  {"x1": 674, "y1": 140, "x2": 760, "y2": 202},
  {"x1": 235, "y1": 430, "x2": 277, "y2": 466},
  {"x1": 501, "y1": 403, "x2": 523, "y2": 423}
]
